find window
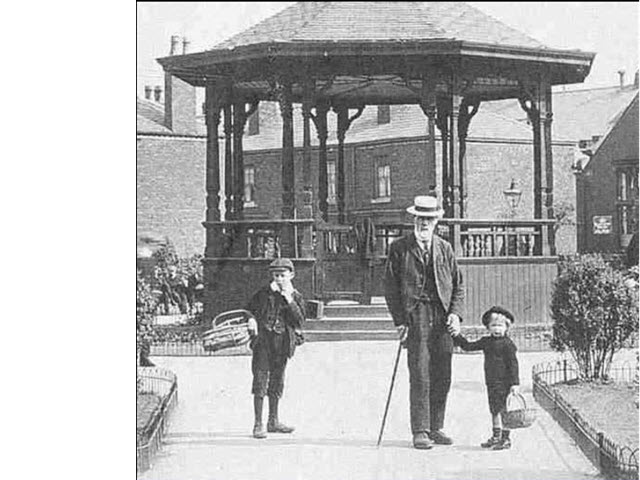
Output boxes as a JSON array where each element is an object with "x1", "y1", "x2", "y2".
[
  {"x1": 247, "y1": 108, "x2": 259, "y2": 136},
  {"x1": 616, "y1": 166, "x2": 639, "y2": 241},
  {"x1": 375, "y1": 161, "x2": 391, "y2": 200},
  {"x1": 327, "y1": 160, "x2": 337, "y2": 204},
  {"x1": 244, "y1": 166, "x2": 256, "y2": 206},
  {"x1": 377, "y1": 105, "x2": 390, "y2": 124}
]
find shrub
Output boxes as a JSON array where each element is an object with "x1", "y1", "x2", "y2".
[
  {"x1": 137, "y1": 271, "x2": 156, "y2": 392},
  {"x1": 551, "y1": 254, "x2": 639, "y2": 380}
]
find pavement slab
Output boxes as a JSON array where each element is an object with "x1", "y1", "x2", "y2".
[{"x1": 140, "y1": 342, "x2": 607, "y2": 480}]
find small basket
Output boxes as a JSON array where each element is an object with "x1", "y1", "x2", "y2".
[
  {"x1": 502, "y1": 392, "x2": 537, "y2": 429},
  {"x1": 202, "y1": 309, "x2": 252, "y2": 352}
]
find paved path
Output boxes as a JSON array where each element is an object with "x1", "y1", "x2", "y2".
[{"x1": 140, "y1": 342, "x2": 604, "y2": 480}]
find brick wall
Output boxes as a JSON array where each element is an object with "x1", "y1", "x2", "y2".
[
  {"x1": 137, "y1": 135, "x2": 206, "y2": 257},
  {"x1": 244, "y1": 138, "x2": 578, "y2": 254}
]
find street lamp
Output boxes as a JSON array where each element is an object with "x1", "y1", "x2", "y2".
[{"x1": 503, "y1": 178, "x2": 522, "y2": 217}]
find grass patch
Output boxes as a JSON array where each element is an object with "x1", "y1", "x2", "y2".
[
  {"x1": 554, "y1": 380, "x2": 639, "y2": 450},
  {"x1": 137, "y1": 393, "x2": 162, "y2": 445}
]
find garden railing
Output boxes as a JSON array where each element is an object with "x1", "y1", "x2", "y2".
[
  {"x1": 532, "y1": 360, "x2": 639, "y2": 480},
  {"x1": 136, "y1": 367, "x2": 178, "y2": 473}
]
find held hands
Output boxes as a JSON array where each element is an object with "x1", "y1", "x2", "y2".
[{"x1": 446, "y1": 313, "x2": 461, "y2": 336}]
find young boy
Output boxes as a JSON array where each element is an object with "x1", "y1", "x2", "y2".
[
  {"x1": 246, "y1": 258, "x2": 305, "y2": 439},
  {"x1": 453, "y1": 306, "x2": 520, "y2": 450}
]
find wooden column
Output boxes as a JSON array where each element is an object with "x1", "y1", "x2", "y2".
[
  {"x1": 540, "y1": 81, "x2": 555, "y2": 254},
  {"x1": 458, "y1": 98, "x2": 480, "y2": 217},
  {"x1": 311, "y1": 102, "x2": 330, "y2": 222},
  {"x1": 204, "y1": 82, "x2": 222, "y2": 224},
  {"x1": 276, "y1": 79, "x2": 295, "y2": 220},
  {"x1": 232, "y1": 100, "x2": 259, "y2": 219},
  {"x1": 420, "y1": 78, "x2": 438, "y2": 196},
  {"x1": 299, "y1": 78, "x2": 315, "y2": 257},
  {"x1": 449, "y1": 85, "x2": 463, "y2": 218},
  {"x1": 518, "y1": 85, "x2": 542, "y2": 220},
  {"x1": 223, "y1": 103, "x2": 234, "y2": 220},
  {"x1": 334, "y1": 103, "x2": 365, "y2": 224},
  {"x1": 435, "y1": 97, "x2": 451, "y2": 216}
]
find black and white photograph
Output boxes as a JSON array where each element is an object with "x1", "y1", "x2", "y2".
[{"x1": 136, "y1": 3, "x2": 639, "y2": 479}]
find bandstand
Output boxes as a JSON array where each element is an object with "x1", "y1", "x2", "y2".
[{"x1": 157, "y1": 2, "x2": 595, "y2": 324}]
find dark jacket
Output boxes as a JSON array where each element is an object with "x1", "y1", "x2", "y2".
[
  {"x1": 384, "y1": 233, "x2": 465, "y2": 327},
  {"x1": 454, "y1": 335, "x2": 520, "y2": 386},
  {"x1": 246, "y1": 286, "x2": 306, "y2": 358}
]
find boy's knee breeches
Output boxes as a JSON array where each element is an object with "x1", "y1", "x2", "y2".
[{"x1": 251, "y1": 331, "x2": 289, "y2": 398}]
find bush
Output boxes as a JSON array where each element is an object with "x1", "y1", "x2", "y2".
[
  {"x1": 137, "y1": 271, "x2": 156, "y2": 392},
  {"x1": 147, "y1": 243, "x2": 204, "y2": 317},
  {"x1": 551, "y1": 254, "x2": 639, "y2": 380}
]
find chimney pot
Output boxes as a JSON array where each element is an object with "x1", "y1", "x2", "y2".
[
  {"x1": 634, "y1": 70, "x2": 639, "y2": 89},
  {"x1": 618, "y1": 69, "x2": 626, "y2": 88},
  {"x1": 170, "y1": 35, "x2": 181, "y2": 56},
  {"x1": 182, "y1": 37, "x2": 190, "y2": 55},
  {"x1": 154, "y1": 86, "x2": 163, "y2": 103},
  {"x1": 144, "y1": 85, "x2": 152, "y2": 100}
]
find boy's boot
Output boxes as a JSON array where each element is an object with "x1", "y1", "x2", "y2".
[
  {"x1": 481, "y1": 428, "x2": 502, "y2": 448},
  {"x1": 253, "y1": 396, "x2": 267, "y2": 439},
  {"x1": 267, "y1": 396, "x2": 295, "y2": 433},
  {"x1": 492, "y1": 429, "x2": 511, "y2": 450}
]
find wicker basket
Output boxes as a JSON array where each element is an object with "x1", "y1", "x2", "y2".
[
  {"x1": 502, "y1": 392, "x2": 537, "y2": 429},
  {"x1": 202, "y1": 309, "x2": 252, "y2": 352}
]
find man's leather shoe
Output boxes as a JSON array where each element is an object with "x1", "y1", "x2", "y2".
[
  {"x1": 253, "y1": 423, "x2": 267, "y2": 439},
  {"x1": 412, "y1": 432, "x2": 433, "y2": 449},
  {"x1": 267, "y1": 421, "x2": 295, "y2": 433},
  {"x1": 429, "y1": 430, "x2": 453, "y2": 445}
]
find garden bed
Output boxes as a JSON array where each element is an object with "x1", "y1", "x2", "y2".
[
  {"x1": 553, "y1": 380, "x2": 639, "y2": 451},
  {"x1": 136, "y1": 393, "x2": 162, "y2": 445}
]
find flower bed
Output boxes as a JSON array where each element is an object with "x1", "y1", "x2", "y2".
[{"x1": 533, "y1": 360, "x2": 639, "y2": 480}]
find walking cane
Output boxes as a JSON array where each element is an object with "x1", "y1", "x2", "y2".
[{"x1": 376, "y1": 340, "x2": 403, "y2": 447}]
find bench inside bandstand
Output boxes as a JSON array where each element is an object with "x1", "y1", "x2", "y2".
[{"x1": 202, "y1": 218, "x2": 557, "y2": 327}]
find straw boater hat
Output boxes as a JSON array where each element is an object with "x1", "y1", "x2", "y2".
[{"x1": 406, "y1": 196, "x2": 444, "y2": 218}]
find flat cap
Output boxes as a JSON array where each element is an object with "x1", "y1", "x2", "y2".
[{"x1": 269, "y1": 258, "x2": 294, "y2": 272}]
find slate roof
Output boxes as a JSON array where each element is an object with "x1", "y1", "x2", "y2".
[
  {"x1": 214, "y1": 2, "x2": 544, "y2": 50},
  {"x1": 243, "y1": 85, "x2": 639, "y2": 152},
  {"x1": 137, "y1": 97, "x2": 171, "y2": 134},
  {"x1": 136, "y1": 96, "x2": 206, "y2": 136}
]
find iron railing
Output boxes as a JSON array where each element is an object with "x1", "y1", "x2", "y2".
[
  {"x1": 136, "y1": 367, "x2": 178, "y2": 473},
  {"x1": 532, "y1": 360, "x2": 639, "y2": 479}
]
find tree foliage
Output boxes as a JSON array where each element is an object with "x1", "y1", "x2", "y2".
[{"x1": 551, "y1": 254, "x2": 639, "y2": 380}]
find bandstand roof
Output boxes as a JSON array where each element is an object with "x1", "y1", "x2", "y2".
[{"x1": 157, "y1": 2, "x2": 595, "y2": 104}]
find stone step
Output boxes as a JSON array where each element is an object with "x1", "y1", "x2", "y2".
[
  {"x1": 304, "y1": 318, "x2": 394, "y2": 331},
  {"x1": 322, "y1": 303, "x2": 391, "y2": 318},
  {"x1": 303, "y1": 330, "x2": 397, "y2": 342}
]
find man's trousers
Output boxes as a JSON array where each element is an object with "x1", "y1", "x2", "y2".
[{"x1": 406, "y1": 301, "x2": 453, "y2": 434}]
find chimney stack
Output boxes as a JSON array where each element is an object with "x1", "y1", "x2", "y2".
[
  {"x1": 634, "y1": 70, "x2": 639, "y2": 89},
  {"x1": 618, "y1": 69, "x2": 626, "y2": 89},
  {"x1": 170, "y1": 35, "x2": 181, "y2": 56},
  {"x1": 144, "y1": 85, "x2": 152, "y2": 100},
  {"x1": 154, "y1": 86, "x2": 163, "y2": 103},
  {"x1": 182, "y1": 37, "x2": 190, "y2": 55}
]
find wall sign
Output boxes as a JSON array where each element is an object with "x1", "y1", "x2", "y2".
[{"x1": 593, "y1": 216, "x2": 613, "y2": 235}]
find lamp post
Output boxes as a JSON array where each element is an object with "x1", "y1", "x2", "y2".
[
  {"x1": 503, "y1": 178, "x2": 522, "y2": 218},
  {"x1": 502, "y1": 179, "x2": 523, "y2": 256}
]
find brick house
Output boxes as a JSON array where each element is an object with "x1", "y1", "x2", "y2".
[
  {"x1": 575, "y1": 89, "x2": 639, "y2": 253},
  {"x1": 240, "y1": 84, "x2": 639, "y2": 255},
  {"x1": 136, "y1": 64, "x2": 208, "y2": 257}
]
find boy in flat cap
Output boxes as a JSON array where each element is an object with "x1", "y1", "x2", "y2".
[
  {"x1": 452, "y1": 306, "x2": 520, "y2": 450},
  {"x1": 246, "y1": 258, "x2": 306, "y2": 439}
]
